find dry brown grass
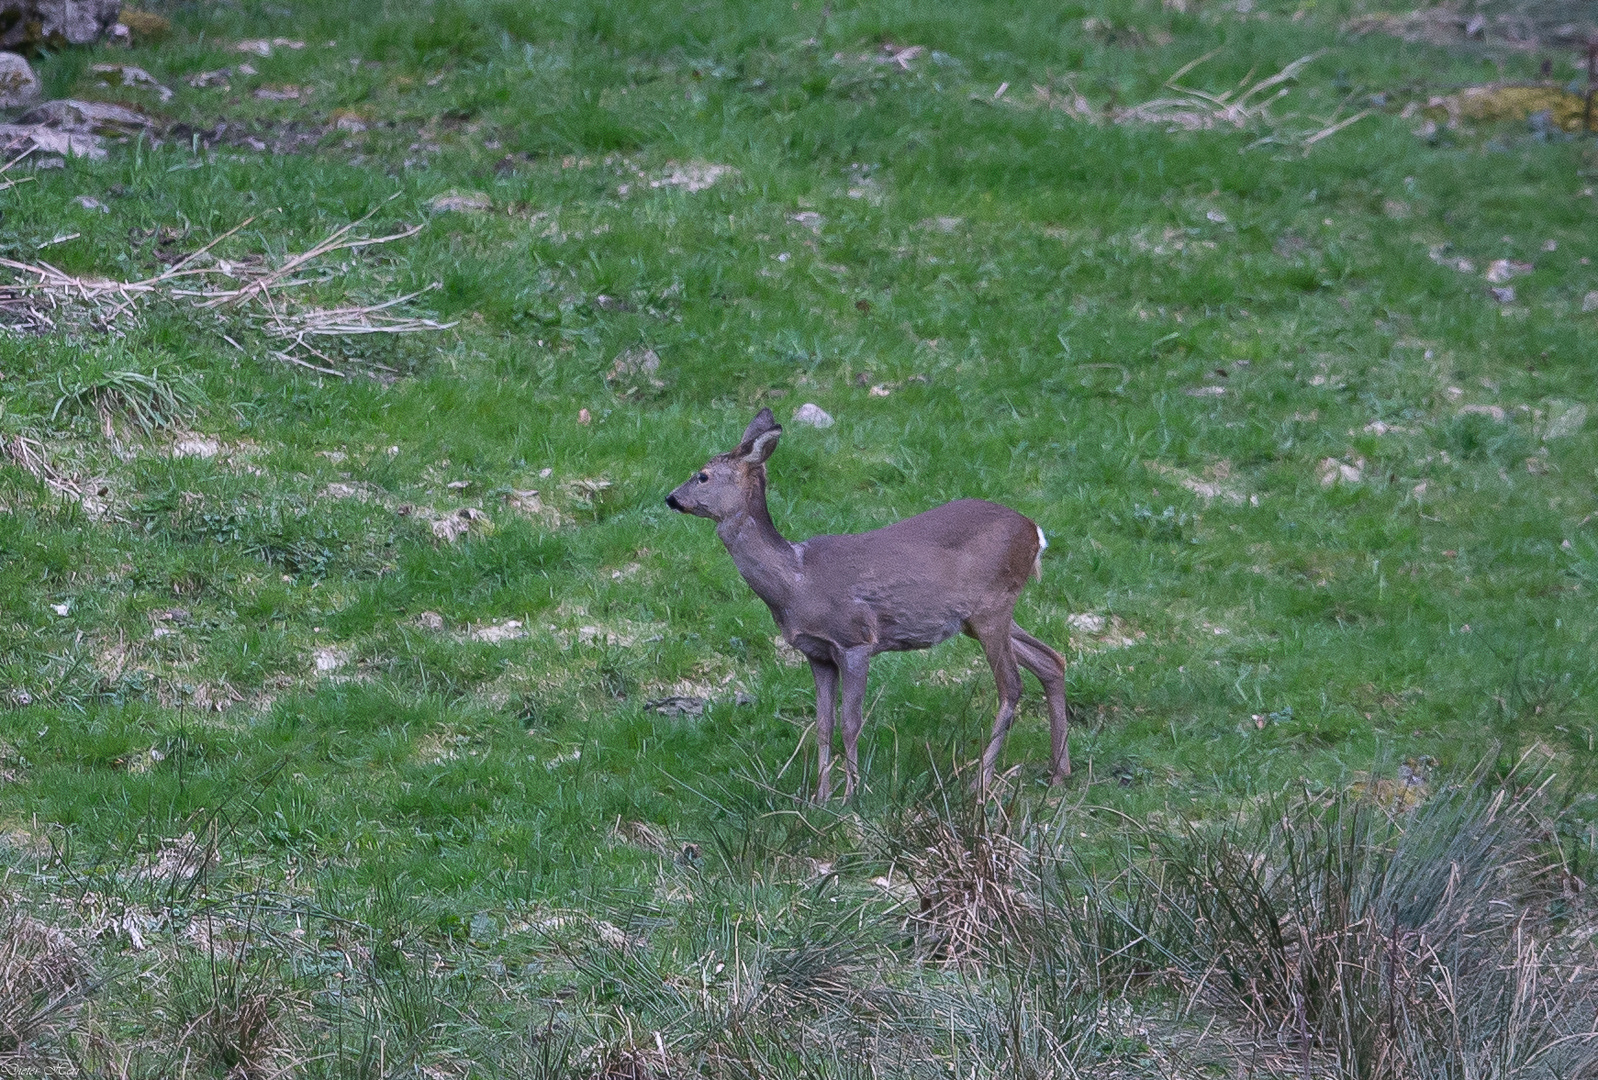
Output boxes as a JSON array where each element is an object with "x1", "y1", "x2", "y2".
[
  {"x1": 0, "y1": 907, "x2": 88, "y2": 1067},
  {"x1": 0, "y1": 200, "x2": 452, "y2": 376}
]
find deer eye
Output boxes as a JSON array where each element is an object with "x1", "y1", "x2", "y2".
[{"x1": 696, "y1": 472, "x2": 709, "y2": 483}]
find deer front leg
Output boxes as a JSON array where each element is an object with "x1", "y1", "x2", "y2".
[
  {"x1": 809, "y1": 658, "x2": 839, "y2": 803},
  {"x1": 838, "y1": 647, "x2": 871, "y2": 801}
]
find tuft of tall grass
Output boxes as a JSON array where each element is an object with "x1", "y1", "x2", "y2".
[
  {"x1": 1041, "y1": 765, "x2": 1598, "y2": 1079},
  {"x1": 0, "y1": 908, "x2": 88, "y2": 1066},
  {"x1": 51, "y1": 367, "x2": 203, "y2": 437},
  {"x1": 876, "y1": 780, "x2": 1043, "y2": 967}
]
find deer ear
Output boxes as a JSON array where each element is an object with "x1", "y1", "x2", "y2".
[
  {"x1": 741, "y1": 425, "x2": 781, "y2": 465},
  {"x1": 738, "y1": 408, "x2": 778, "y2": 450}
]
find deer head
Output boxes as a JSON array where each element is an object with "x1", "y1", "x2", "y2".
[{"x1": 664, "y1": 408, "x2": 782, "y2": 522}]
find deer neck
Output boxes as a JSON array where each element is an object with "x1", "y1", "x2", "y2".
[{"x1": 716, "y1": 481, "x2": 799, "y2": 610}]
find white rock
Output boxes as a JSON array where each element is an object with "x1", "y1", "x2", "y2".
[
  {"x1": 428, "y1": 190, "x2": 491, "y2": 213},
  {"x1": 792, "y1": 403, "x2": 833, "y2": 428},
  {"x1": 472, "y1": 620, "x2": 526, "y2": 643},
  {"x1": 1318, "y1": 458, "x2": 1363, "y2": 487},
  {"x1": 0, "y1": 53, "x2": 41, "y2": 109},
  {"x1": 1545, "y1": 404, "x2": 1587, "y2": 440},
  {"x1": 649, "y1": 162, "x2": 736, "y2": 193},
  {"x1": 90, "y1": 63, "x2": 172, "y2": 102},
  {"x1": 171, "y1": 437, "x2": 220, "y2": 458}
]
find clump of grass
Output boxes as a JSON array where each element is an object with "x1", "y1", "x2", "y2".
[
  {"x1": 0, "y1": 908, "x2": 89, "y2": 1065},
  {"x1": 876, "y1": 778, "x2": 1042, "y2": 967},
  {"x1": 1078, "y1": 764, "x2": 1598, "y2": 1078},
  {"x1": 51, "y1": 367, "x2": 203, "y2": 437}
]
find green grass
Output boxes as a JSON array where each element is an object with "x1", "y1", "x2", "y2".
[{"x1": 1, "y1": 0, "x2": 1597, "y2": 1073}]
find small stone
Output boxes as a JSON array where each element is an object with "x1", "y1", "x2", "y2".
[
  {"x1": 647, "y1": 695, "x2": 704, "y2": 717},
  {"x1": 50, "y1": 602, "x2": 70, "y2": 617},
  {"x1": 1484, "y1": 258, "x2": 1532, "y2": 284},
  {"x1": 503, "y1": 489, "x2": 544, "y2": 516},
  {"x1": 1318, "y1": 458, "x2": 1363, "y2": 487},
  {"x1": 428, "y1": 190, "x2": 491, "y2": 213},
  {"x1": 606, "y1": 347, "x2": 663, "y2": 393},
  {"x1": 186, "y1": 67, "x2": 228, "y2": 89},
  {"x1": 431, "y1": 507, "x2": 488, "y2": 543},
  {"x1": 73, "y1": 195, "x2": 108, "y2": 213},
  {"x1": 91, "y1": 63, "x2": 172, "y2": 102},
  {"x1": 1458, "y1": 404, "x2": 1506, "y2": 422},
  {"x1": 1488, "y1": 286, "x2": 1515, "y2": 304},
  {"x1": 414, "y1": 611, "x2": 445, "y2": 630},
  {"x1": 171, "y1": 437, "x2": 219, "y2": 458},
  {"x1": 649, "y1": 162, "x2": 736, "y2": 192},
  {"x1": 792, "y1": 402, "x2": 833, "y2": 428},
  {"x1": 1581, "y1": 291, "x2": 1598, "y2": 313},
  {"x1": 0, "y1": 53, "x2": 41, "y2": 110},
  {"x1": 578, "y1": 408, "x2": 592, "y2": 425},
  {"x1": 472, "y1": 620, "x2": 526, "y2": 643},
  {"x1": 236, "y1": 39, "x2": 273, "y2": 56}
]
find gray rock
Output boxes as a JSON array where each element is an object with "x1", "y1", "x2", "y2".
[
  {"x1": 0, "y1": 124, "x2": 104, "y2": 159},
  {"x1": 20, "y1": 99, "x2": 153, "y2": 135},
  {"x1": 792, "y1": 402, "x2": 834, "y2": 428},
  {"x1": 0, "y1": 0, "x2": 122, "y2": 49},
  {"x1": 0, "y1": 52, "x2": 39, "y2": 110}
]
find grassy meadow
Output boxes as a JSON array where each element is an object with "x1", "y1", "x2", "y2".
[{"x1": 1, "y1": 0, "x2": 1597, "y2": 1074}]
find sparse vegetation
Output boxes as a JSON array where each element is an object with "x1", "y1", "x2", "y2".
[{"x1": 1, "y1": 0, "x2": 1596, "y2": 1074}]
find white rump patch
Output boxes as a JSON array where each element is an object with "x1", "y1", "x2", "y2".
[{"x1": 1033, "y1": 525, "x2": 1047, "y2": 581}]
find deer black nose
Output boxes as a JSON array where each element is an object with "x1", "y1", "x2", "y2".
[{"x1": 665, "y1": 493, "x2": 682, "y2": 511}]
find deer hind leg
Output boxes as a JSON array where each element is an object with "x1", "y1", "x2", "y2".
[
  {"x1": 810, "y1": 659, "x2": 839, "y2": 803},
  {"x1": 971, "y1": 618, "x2": 1024, "y2": 794},
  {"x1": 1011, "y1": 622, "x2": 1072, "y2": 783},
  {"x1": 838, "y1": 647, "x2": 871, "y2": 801}
]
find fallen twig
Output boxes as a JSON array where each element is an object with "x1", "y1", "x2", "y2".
[
  {"x1": 1042, "y1": 52, "x2": 1361, "y2": 151},
  {"x1": 0, "y1": 200, "x2": 449, "y2": 372}
]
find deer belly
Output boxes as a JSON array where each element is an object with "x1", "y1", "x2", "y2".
[{"x1": 879, "y1": 614, "x2": 964, "y2": 652}]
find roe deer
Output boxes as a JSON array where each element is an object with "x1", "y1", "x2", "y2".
[{"x1": 665, "y1": 408, "x2": 1071, "y2": 799}]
